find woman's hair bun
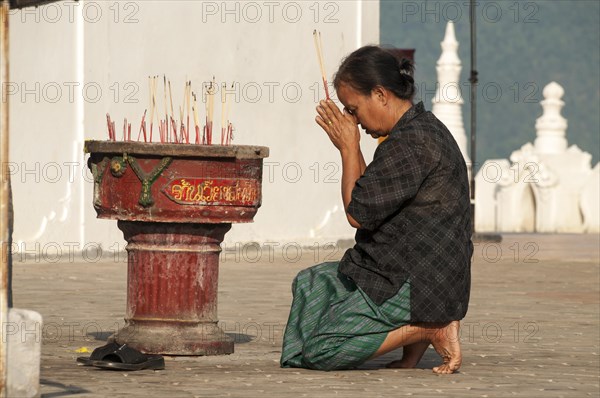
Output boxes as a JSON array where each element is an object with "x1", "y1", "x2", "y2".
[{"x1": 398, "y1": 58, "x2": 414, "y2": 77}]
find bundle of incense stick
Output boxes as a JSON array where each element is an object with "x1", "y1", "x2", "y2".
[
  {"x1": 106, "y1": 76, "x2": 235, "y2": 146},
  {"x1": 313, "y1": 30, "x2": 330, "y2": 100}
]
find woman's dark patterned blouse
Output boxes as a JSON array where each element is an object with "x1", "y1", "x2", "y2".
[{"x1": 340, "y1": 101, "x2": 473, "y2": 322}]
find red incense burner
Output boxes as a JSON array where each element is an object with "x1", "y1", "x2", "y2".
[{"x1": 85, "y1": 141, "x2": 269, "y2": 355}]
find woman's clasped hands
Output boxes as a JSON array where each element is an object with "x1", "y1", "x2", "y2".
[{"x1": 315, "y1": 100, "x2": 360, "y2": 153}]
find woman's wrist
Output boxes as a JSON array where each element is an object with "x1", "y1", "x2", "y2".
[{"x1": 339, "y1": 144, "x2": 361, "y2": 159}]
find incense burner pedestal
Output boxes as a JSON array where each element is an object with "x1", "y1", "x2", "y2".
[{"x1": 85, "y1": 141, "x2": 269, "y2": 355}]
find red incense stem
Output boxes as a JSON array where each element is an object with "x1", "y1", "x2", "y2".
[
  {"x1": 171, "y1": 117, "x2": 178, "y2": 143},
  {"x1": 137, "y1": 110, "x2": 147, "y2": 141},
  {"x1": 182, "y1": 123, "x2": 188, "y2": 144},
  {"x1": 106, "y1": 114, "x2": 111, "y2": 140},
  {"x1": 186, "y1": 116, "x2": 190, "y2": 144}
]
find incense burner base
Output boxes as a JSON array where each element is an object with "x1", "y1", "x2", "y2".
[
  {"x1": 116, "y1": 220, "x2": 231, "y2": 356},
  {"x1": 111, "y1": 322, "x2": 234, "y2": 356}
]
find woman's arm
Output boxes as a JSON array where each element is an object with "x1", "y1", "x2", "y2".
[
  {"x1": 315, "y1": 100, "x2": 363, "y2": 228},
  {"x1": 340, "y1": 148, "x2": 363, "y2": 228},
  {"x1": 358, "y1": 148, "x2": 367, "y2": 175}
]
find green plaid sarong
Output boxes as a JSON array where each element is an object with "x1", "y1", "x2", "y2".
[{"x1": 280, "y1": 262, "x2": 411, "y2": 370}]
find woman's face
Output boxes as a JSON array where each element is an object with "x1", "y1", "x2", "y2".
[{"x1": 336, "y1": 83, "x2": 388, "y2": 138}]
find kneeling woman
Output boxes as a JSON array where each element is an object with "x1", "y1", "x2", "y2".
[{"x1": 280, "y1": 46, "x2": 473, "y2": 373}]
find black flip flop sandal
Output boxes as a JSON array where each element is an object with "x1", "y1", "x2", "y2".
[
  {"x1": 90, "y1": 344, "x2": 165, "y2": 371},
  {"x1": 76, "y1": 342, "x2": 121, "y2": 366}
]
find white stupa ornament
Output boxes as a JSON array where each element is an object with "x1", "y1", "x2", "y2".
[
  {"x1": 534, "y1": 82, "x2": 568, "y2": 154},
  {"x1": 432, "y1": 21, "x2": 470, "y2": 163}
]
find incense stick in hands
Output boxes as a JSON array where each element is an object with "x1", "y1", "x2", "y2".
[{"x1": 313, "y1": 30, "x2": 330, "y2": 100}]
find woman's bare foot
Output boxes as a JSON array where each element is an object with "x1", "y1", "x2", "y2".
[
  {"x1": 430, "y1": 320, "x2": 462, "y2": 374},
  {"x1": 386, "y1": 341, "x2": 430, "y2": 368},
  {"x1": 372, "y1": 321, "x2": 462, "y2": 373}
]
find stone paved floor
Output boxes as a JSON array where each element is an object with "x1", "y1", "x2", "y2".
[{"x1": 12, "y1": 234, "x2": 600, "y2": 397}]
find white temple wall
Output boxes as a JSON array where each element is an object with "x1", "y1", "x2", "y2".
[
  {"x1": 530, "y1": 150, "x2": 589, "y2": 233},
  {"x1": 496, "y1": 181, "x2": 536, "y2": 233},
  {"x1": 581, "y1": 164, "x2": 600, "y2": 233},
  {"x1": 8, "y1": 1, "x2": 380, "y2": 254},
  {"x1": 475, "y1": 82, "x2": 598, "y2": 234},
  {"x1": 474, "y1": 159, "x2": 505, "y2": 233}
]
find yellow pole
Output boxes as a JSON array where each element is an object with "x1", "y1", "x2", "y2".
[{"x1": 0, "y1": 0, "x2": 9, "y2": 395}]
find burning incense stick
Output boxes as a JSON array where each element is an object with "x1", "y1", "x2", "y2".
[
  {"x1": 179, "y1": 105, "x2": 185, "y2": 143},
  {"x1": 221, "y1": 83, "x2": 227, "y2": 145},
  {"x1": 204, "y1": 84, "x2": 209, "y2": 144},
  {"x1": 159, "y1": 120, "x2": 165, "y2": 143},
  {"x1": 163, "y1": 75, "x2": 169, "y2": 141},
  {"x1": 154, "y1": 76, "x2": 160, "y2": 141},
  {"x1": 229, "y1": 83, "x2": 234, "y2": 144},
  {"x1": 106, "y1": 113, "x2": 113, "y2": 140},
  {"x1": 142, "y1": 120, "x2": 147, "y2": 142},
  {"x1": 172, "y1": 117, "x2": 179, "y2": 143},
  {"x1": 137, "y1": 109, "x2": 147, "y2": 141},
  {"x1": 148, "y1": 76, "x2": 154, "y2": 142},
  {"x1": 148, "y1": 77, "x2": 153, "y2": 142},
  {"x1": 168, "y1": 79, "x2": 175, "y2": 140},
  {"x1": 186, "y1": 81, "x2": 192, "y2": 144},
  {"x1": 222, "y1": 82, "x2": 234, "y2": 145},
  {"x1": 149, "y1": 76, "x2": 159, "y2": 142},
  {"x1": 192, "y1": 92, "x2": 200, "y2": 145},
  {"x1": 205, "y1": 78, "x2": 215, "y2": 145},
  {"x1": 313, "y1": 30, "x2": 330, "y2": 100}
]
